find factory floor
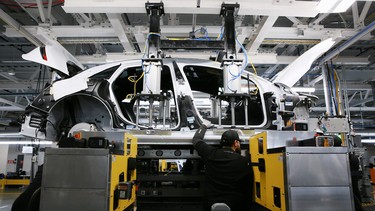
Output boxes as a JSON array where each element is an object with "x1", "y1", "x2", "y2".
[
  {"x1": 1, "y1": 186, "x2": 375, "y2": 211},
  {"x1": 0, "y1": 188, "x2": 21, "y2": 211}
]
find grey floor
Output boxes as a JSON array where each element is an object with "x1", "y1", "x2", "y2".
[
  {"x1": 1, "y1": 186, "x2": 375, "y2": 211},
  {"x1": 0, "y1": 188, "x2": 22, "y2": 211}
]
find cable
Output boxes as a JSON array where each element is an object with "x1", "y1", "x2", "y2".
[
  {"x1": 46, "y1": 119, "x2": 59, "y2": 133},
  {"x1": 125, "y1": 72, "x2": 145, "y2": 100}
]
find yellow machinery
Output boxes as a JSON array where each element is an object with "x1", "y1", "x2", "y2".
[
  {"x1": 249, "y1": 131, "x2": 354, "y2": 211},
  {"x1": 250, "y1": 132, "x2": 286, "y2": 211},
  {"x1": 109, "y1": 133, "x2": 138, "y2": 210},
  {"x1": 39, "y1": 132, "x2": 137, "y2": 211},
  {"x1": 0, "y1": 178, "x2": 30, "y2": 189}
]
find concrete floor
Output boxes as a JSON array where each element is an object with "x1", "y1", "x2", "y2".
[
  {"x1": 0, "y1": 188, "x2": 22, "y2": 211},
  {"x1": 1, "y1": 186, "x2": 374, "y2": 211}
]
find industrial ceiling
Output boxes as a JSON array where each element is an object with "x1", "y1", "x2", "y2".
[{"x1": 0, "y1": 0, "x2": 374, "y2": 136}]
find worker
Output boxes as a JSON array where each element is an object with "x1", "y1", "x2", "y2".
[{"x1": 193, "y1": 122, "x2": 253, "y2": 211}]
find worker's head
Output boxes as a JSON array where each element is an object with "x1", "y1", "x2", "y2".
[{"x1": 220, "y1": 130, "x2": 242, "y2": 153}]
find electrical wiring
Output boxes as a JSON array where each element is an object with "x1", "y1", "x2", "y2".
[
  {"x1": 226, "y1": 64, "x2": 237, "y2": 92},
  {"x1": 226, "y1": 37, "x2": 245, "y2": 92},
  {"x1": 217, "y1": 26, "x2": 224, "y2": 40},
  {"x1": 324, "y1": 63, "x2": 334, "y2": 115},
  {"x1": 330, "y1": 64, "x2": 339, "y2": 114},
  {"x1": 125, "y1": 72, "x2": 145, "y2": 101},
  {"x1": 329, "y1": 66, "x2": 338, "y2": 114},
  {"x1": 333, "y1": 69, "x2": 343, "y2": 115},
  {"x1": 236, "y1": 35, "x2": 259, "y2": 95},
  {"x1": 193, "y1": 27, "x2": 211, "y2": 40}
]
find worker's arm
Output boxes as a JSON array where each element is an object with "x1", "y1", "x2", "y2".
[
  {"x1": 192, "y1": 124, "x2": 207, "y2": 147},
  {"x1": 193, "y1": 124, "x2": 214, "y2": 158}
]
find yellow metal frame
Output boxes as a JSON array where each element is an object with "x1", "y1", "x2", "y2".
[
  {"x1": 250, "y1": 132, "x2": 286, "y2": 211},
  {"x1": 109, "y1": 133, "x2": 138, "y2": 211},
  {"x1": 0, "y1": 179, "x2": 30, "y2": 189}
]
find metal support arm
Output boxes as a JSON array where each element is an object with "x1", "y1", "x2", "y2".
[
  {"x1": 145, "y1": 2, "x2": 164, "y2": 58},
  {"x1": 220, "y1": 3, "x2": 239, "y2": 59}
]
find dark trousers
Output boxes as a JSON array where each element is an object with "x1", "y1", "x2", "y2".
[{"x1": 11, "y1": 165, "x2": 43, "y2": 211}]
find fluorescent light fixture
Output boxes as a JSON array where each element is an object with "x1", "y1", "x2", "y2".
[
  {"x1": 317, "y1": 0, "x2": 339, "y2": 13},
  {"x1": 22, "y1": 146, "x2": 34, "y2": 154},
  {"x1": 0, "y1": 141, "x2": 53, "y2": 145},
  {"x1": 7, "y1": 70, "x2": 15, "y2": 76},
  {"x1": 334, "y1": 0, "x2": 356, "y2": 13},
  {"x1": 291, "y1": 87, "x2": 316, "y2": 93},
  {"x1": 317, "y1": 0, "x2": 356, "y2": 13},
  {"x1": 361, "y1": 139, "x2": 375, "y2": 144}
]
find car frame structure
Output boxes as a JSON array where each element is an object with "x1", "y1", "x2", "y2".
[{"x1": 19, "y1": 2, "x2": 333, "y2": 142}]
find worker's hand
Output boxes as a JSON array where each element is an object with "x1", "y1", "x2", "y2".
[{"x1": 202, "y1": 119, "x2": 213, "y2": 128}]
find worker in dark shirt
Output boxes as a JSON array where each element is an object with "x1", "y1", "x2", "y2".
[{"x1": 193, "y1": 124, "x2": 253, "y2": 211}]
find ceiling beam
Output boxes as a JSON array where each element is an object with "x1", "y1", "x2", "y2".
[
  {"x1": 286, "y1": 17, "x2": 303, "y2": 26},
  {"x1": 0, "y1": 72, "x2": 20, "y2": 83},
  {"x1": 359, "y1": 1, "x2": 372, "y2": 27},
  {"x1": 5, "y1": 25, "x2": 373, "y2": 42},
  {"x1": 62, "y1": 0, "x2": 320, "y2": 17},
  {"x1": 74, "y1": 52, "x2": 369, "y2": 65},
  {"x1": 106, "y1": 13, "x2": 135, "y2": 53},
  {"x1": 309, "y1": 13, "x2": 330, "y2": 26},
  {"x1": 0, "y1": 106, "x2": 25, "y2": 111},
  {"x1": 0, "y1": 98, "x2": 25, "y2": 109},
  {"x1": 0, "y1": 82, "x2": 34, "y2": 90},
  {"x1": 352, "y1": 2, "x2": 360, "y2": 29},
  {"x1": 13, "y1": 0, "x2": 39, "y2": 23},
  {"x1": 36, "y1": 0, "x2": 47, "y2": 23},
  {"x1": 246, "y1": 16, "x2": 278, "y2": 53},
  {"x1": 0, "y1": 9, "x2": 42, "y2": 46},
  {"x1": 352, "y1": 97, "x2": 373, "y2": 107}
]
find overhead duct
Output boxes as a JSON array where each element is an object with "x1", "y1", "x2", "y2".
[{"x1": 319, "y1": 20, "x2": 375, "y2": 65}]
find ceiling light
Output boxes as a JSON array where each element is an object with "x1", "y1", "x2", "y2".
[
  {"x1": 317, "y1": 0, "x2": 355, "y2": 13},
  {"x1": 334, "y1": 0, "x2": 356, "y2": 13},
  {"x1": 0, "y1": 141, "x2": 53, "y2": 145},
  {"x1": 361, "y1": 139, "x2": 375, "y2": 144},
  {"x1": 291, "y1": 87, "x2": 316, "y2": 93},
  {"x1": 7, "y1": 69, "x2": 15, "y2": 76},
  {"x1": 317, "y1": 0, "x2": 339, "y2": 13}
]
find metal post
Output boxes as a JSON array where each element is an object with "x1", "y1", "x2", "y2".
[
  {"x1": 163, "y1": 99, "x2": 166, "y2": 129},
  {"x1": 244, "y1": 97, "x2": 248, "y2": 126},
  {"x1": 321, "y1": 65, "x2": 331, "y2": 115},
  {"x1": 218, "y1": 100, "x2": 222, "y2": 126},
  {"x1": 149, "y1": 99, "x2": 154, "y2": 126},
  {"x1": 220, "y1": 3, "x2": 239, "y2": 58},
  {"x1": 136, "y1": 98, "x2": 140, "y2": 128},
  {"x1": 211, "y1": 98, "x2": 218, "y2": 118},
  {"x1": 145, "y1": 2, "x2": 164, "y2": 58},
  {"x1": 230, "y1": 97, "x2": 235, "y2": 126}
]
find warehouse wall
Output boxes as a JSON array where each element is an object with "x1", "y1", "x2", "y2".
[
  {"x1": 0, "y1": 144, "x2": 9, "y2": 174},
  {"x1": 6, "y1": 145, "x2": 32, "y2": 176}
]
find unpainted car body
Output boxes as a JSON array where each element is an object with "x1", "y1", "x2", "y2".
[{"x1": 20, "y1": 49, "x2": 315, "y2": 141}]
